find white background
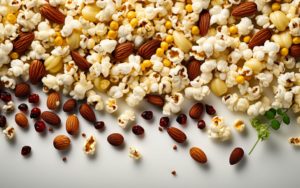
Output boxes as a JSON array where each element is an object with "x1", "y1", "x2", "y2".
[{"x1": 1, "y1": 87, "x2": 300, "y2": 188}]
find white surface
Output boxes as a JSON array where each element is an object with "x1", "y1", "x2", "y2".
[{"x1": 1, "y1": 87, "x2": 300, "y2": 188}]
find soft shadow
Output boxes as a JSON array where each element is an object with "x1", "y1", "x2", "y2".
[
  {"x1": 195, "y1": 161, "x2": 210, "y2": 171},
  {"x1": 235, "y1": 156, "x2": 248, "y2": 171},
  {"x1": 87, "y1": 151, "x2": 98, "y2": 160},
  {"x1": 239, "y1": 127, "x2": 249, "y2": 138},
  {"x1": 113, "y1": 143, "x2": 126, "y2": 151},
  {"x1": 179, "y1": 140, "x2": 190, "y2": 148},
  {"x1": 212, "y1": 138, "x2": 233, "y2": 147}
]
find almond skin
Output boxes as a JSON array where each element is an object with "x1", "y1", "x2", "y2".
[
  {"x1": 167, "y1": 127, "x2": 187, "y2": 143},
  {"x1": 70, "y1": 51, "x2": 91, "y2": 71},
  {"x1": 15, "y1": 82, "x2": 31, "y2": 98},
  {"x1": 13, "y1": 32, "x2": 34, "y2": 54},
  {"x1": 29, "y1": 60, "x2": 46, "y2": 84},
  {"x1": 187, "y1": 60, "x2": 202, "y2": 81},
  {"x1": 229, "y1": 147, "x2": 244, "y2": 165},
  {"x1": 40, "y1": 4, "x2": 65, "y2": 24},
  {"x1": 53, "y1": 135, "x2": 71, "y2": 150},
  {"x1": 15, "y1": 113, "x2": 29, "y2": 128},
  {"x1": 290, "y1": 44, "x2": 300, "y2": 58},
  {"x1": 198, "y1": 10, "x2": 210, "y2": 36},
  {"x1": 232, "y1": 2, "x2": 257, "y2": 17},
  {"x1": 79, "y1": 103, "x2": 96, "y2": 123},
  {"x1": 190, "y1": 147, "x2": 207, "y2": 164},
  {"x1": 113, "y1": 42, "x2": 134, "y2": 61},
  {"x1": 248, "y1": 28, "x2": 272, "y2": 49},
  {"x1": 41, "y1": 111, "x2": 61, "y2": 126},
  {"x1": 66, "y1": 114, "x2": 79, "y2": 135},
  {"x1": 146, "y1": 94, "x2": 165, "y2": 107},
  {"x1": 107, "y1": 133, "x2": 124, "y2": 146},
  {"x1": 63, "y1": 98, "x2": 77, "y2": 112},
  {"x1": 138, "y1": 39, "x2": 161, "y2": 59},
  {"x1": 189, "y1": 103, "x2": 204, "y2": 119},
  {"x1": 47, "y1": 92, "x2": 61, "y2": 110}
]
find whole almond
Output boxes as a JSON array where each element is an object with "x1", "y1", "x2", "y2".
[
  {"x1": 63, "y1": 98, "x2": 77, "y2": 112},
  {"x1": 138, "y1": 39, "x2": 161, "y2": 59},
  {"x1": 41, "y1": 111, "x2": 61, "y2": 126},
  {"x1": 29, "y1": 60, "x2": 46, "y2": 84},
  {"x1": 13, "y1": 32, "x2": 34, "y2": 54},
  {"x1": 113, "y1": 42, "x2": 134, "y2": 61},
  {"x1": 40, "y1": 4, "x2": 65, "y2": 24},
  {"x1": 15, "y1": 113, "x2": 29, "y2": 128},
  {"x1": 248, "y1": 28, "x2": 272, "y2": 49},
  {"x1": 187, "y1": 60, "x2": 202, "y2": 81},
  {"x1": 66, "y1": 114, "x2": 79, "y2": 135},
  {"x1": 79, "y1": 103, "x2": 96, "y2": 123},
  {"x1": 198, "y1": 10, "x2": 210, "y2": 36},
  {"x1": 189, "y1": 147, "x2": 207, "y2": 164},
  {"x1": 70, "y1": 51, "x2": 91, "y2": 71},
  {"x1": 229, "y1": 147, "x2": 244, "y2": 165},
  {"x1": 167, "y1": 127, "x2": 187, "y2": 143},
  {"x1": 189, "y1": 103, "x2": 204, "y2": 119},
  {"x1": 146, "y1": 94, "x2": 165, "y2": 107},
  {"x1": 47, "y1": 92, "x2": 61, "y2": 110},
  {"x1": 53, "y1": 135, "x2": 71, "y2": 150},
  {"x1": 290, "y1": 44, "x2": 300, "y2": 58},
  {"x1": 232, "y1": 2, "x2": 257, "y2": 17},
  {"x1": 107, "y1": 133, "x2": 124, "y2": 146},
  {"x1": 15, "y1": 82, "x2": 31, "y2": 98}
]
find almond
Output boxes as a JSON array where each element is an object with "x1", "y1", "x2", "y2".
[
  {"x1": 40, "y1": 4, "x2": 65, "y2": 24},
  {"x1": 47, "y1": 92, "x2": 61, "y2": 110},
  {"x1": 107, "y1": 133, "x2": 124, "y2": 146},
  {"x1": 229, "y1": 147, "x2": 244, "y2": 165},
  {"x1": 70, "y1": 51, "x2": 91, "y2": 71},
  {"x1": 15, "y1": 82, "x2": 31, "y2": 98},
  {"x1": 198, "y1": 10, "x2": 210, "y2": 36},
  {"x1": 13, "y1": 32, "x2": 34, "y2": 54},
  {"x1": 113, "y1": 42, "x2": 134, "y2": 61},
  {"x1": 232, "y1": 2, "x2": 257, "y2": 17},
  {"x1": 187, "y1": 60, "x2": 202, "y2": 81},
  {"x1": 189, "y1": 147, "x2": 207, "y2": 164},
  {"x1": 15, "y1": 113, "x2": 29, "y2": 128},
  {"x1": 41, "y1": 111, "x2": 61, "y2": 126},
  {"x1": 167, "y1": 127, "x2": 187, "y2": 143},
  {"x1": 66, "y1": 114, "x2": 79, "y2": 135},
  {"x1": 138, "y1": 39, "x2": 161, "y2": 59},
  {"x1": 189, "y1": 103, "x2": 204, "y2": 119},
  {"x1": 290, "y1": 44, "x2": 300, "y2": 58},
  {"x1": 29, "y1": 60, "x2": 46, "y2": 84},
  {"x1": 53, "y1": 135, "x2": 71, "y2": 150},
  {"x1": 146, "y1": 94, "x2": 165, "y2": 107},
  {"x1": 63, "y1": 98, "x2": 77, "y2": 112},
  {"x1": 248, "y1": 28, "x2": 272, "y2": 49},
  {"x1": 79, "y1": 103, "x2": 96, "y2": 123}
]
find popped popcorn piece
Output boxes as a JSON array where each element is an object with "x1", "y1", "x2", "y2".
[
  {"x1": 84, "y1": 135, "x2": 96, "y2": 155},
  {"x1": 3, "y1": 126, "x2": 15, "y2": 140},
  {"x1": 233, "y1": 119, "x2": 245, "y2": 133},
  {"x1": 208, "y1": 116, "x2": 231, "y2": 141},
  {"x1": 289, "y1": 137, "x2": 300, "y2": 146},
  {"x1": 70, "y1": 73, "x2": 93, "y2": 100},
  {"x1": 1, "y1": 76, "x2": 16, "y2": 89},
  {"x1": 87, "y1": 90, "x2": 104, "y2": 111},
  {"x1": 163, "y1": 92, "x2": 184, "y2": 116},
  {"x1": 2, "y1": 101, "x2": 15, "y2": 113},
  {"x1": 129, "y1": 146, "x2": 141, "y2": 160},
  {"x1": 118, "y1": 110, "x2": 135, "y2": 129},
  {"x1": 105, "y1": 98, "x2": 118, "y2": 113}
]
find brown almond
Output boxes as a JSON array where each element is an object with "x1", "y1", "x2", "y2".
[
  {"x1": 187, "y1": 60, "x2": 202, "y2": 81},
  {"x1": 15, "y1": 113, "x2": 29, "y2": 128},
  {"x1": 232, "y1": 2, "x2": 257, "y2": 17},
  {"x1": 53, "y1": 135, "x2": 71, "y2": 150},
  {"x1": 13, "y1": 32, "x2": 34, "y2": 54},
  {"x1": 113, "y1": 42, "x2": 134, "y2": 61},
  {"x1": 70, "y1": 51, "x2": 91, "y2": 71},
  {"x1": 66, "y1": 114, "x2": 79, "y2": 135},
  {"x1": 47, "y1": 92, "x2": 61, "y2": 110},
  {"x1": 189, "y1": 103, "x2": 204, "y2": 119},
  {"x1": 15, "y1": 82, "x2": 31, "y2": 98},
  {"x1": 41, "y1": 111, "x2": 61, "y2": 126},
  {"x1": 138, "y1": 39, "x2": 161, "y2": 59},
  {"x1": 189, "y1": 147, "x2": 207, "y2": 164},
  {"x1": 79, "y1": 103, "x2": 96, "y2": 123},
  {"x1": 229, "y1": 147, "x2": 244, "y2": 165},
  {"x1": 107, "y1": 133, "x2": 124, "y2": 146},
  {"x1": 146, "y1": 94, "x2": 165, "y2": 107},
  {"x1": 290, "y1": 44, "x2": 300, "y2": 58},
  {"x1": 198, "y1": 10, "x2": 210, "y2": 36},
  {"x1": 248, "y1": 28, "x2": 272, "y2": 49},
  {"x1": 63, "y1": 98, "x2": 77, "y2": 112},
  {"x1": 29, "y1": 60, "x2": 46, "y2": 84},
  {"x1": 40, "y1": 4, "x2": 65, "y2": 24},
  {"x1": 167, "y1": 127, "x2": 187, "y2": 143}
]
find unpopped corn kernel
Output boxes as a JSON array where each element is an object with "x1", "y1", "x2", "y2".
[
  {"x1": 130, "y1": 18, "x2": 139, "y2": 28},
  {"x1": 229, "y1": 25, "x2": 238, "y2": 35},
  {"x1": 163, "y1": 59, "x2": 171, "y2": 67},
  {"x1": 280, "y1": 48, "x2": 289, "y2": 56},
  {"x1": 110, "y1": 21, "x2": 119, "y2": 30},
  {"x1": 236, "y1": 75, "x2": 245, "y2": 84},
  {"x1": 127, "y1": 11, "x2": 136, "y2": 20},
  {"x1": 293, "y1": 37, "x2": 300, "y2": 44},
  {"x1": 107, "y1": 30, "x2": 117, "y2": 39},
  {"x1": 10, "y1": 52, "x2": 19, "y2": 60},
  {"x1": 156, "y1": 48, "x2": 164, "y2": 57},
  {"x1": 271, "y1": 3, "x2": 281, "y2": 11},
  {"x1": 191, "y1": 26, "x2": 200, "y2": 35},
  {"x1": 165, "y1": 21, "x2": 172, "y2": 29},
  {"x1": 165, "y1": 35, "x2": 174, "y2": 43},
  {"x1": 160, "y1": 42, "x2": 169, "y2": 50},
  {"x1": 185, "y1": 4, "x2": 193, "y2": 13},
  {"x1": 6, "y1": 13, "x2": 16, "y2": 24},
  {"x1": 243, "y1": 36, "x2": 251, "y2": 43}
]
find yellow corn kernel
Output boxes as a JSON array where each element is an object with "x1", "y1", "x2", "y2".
[
  {"x1": 165, "y1": 21, "x2": 172, "y2": 29},
  {"x1": 156, "y1": 48, "x2": 164, "y2": 57},
  {"x1": 110, "y1": 21, "x2": 119, "y2": 30},
  {"x1": 293, "y1": 37, "x2": 300, "y2": 44},
  {"x1": 127, "y1": 11, "x2": 136, "y2": 19},
  {"x1": 130, "y1": 18, "x2": 139, "y2": 28},
  {"x1": 280, "y1": 48, "x2": 289, "y2": 56},
  {"x1": 185, "y1": 4, "x2": 193, "y2": 13},
  {"x1": 163, "y1": 59, "x2": 171, "y2": 67},
  {"x1": 107, "y1": 30, "x2": 117, "y2": 39},
  {"x1": 271, "y1": 3, "x2": 281, "y2": 11},
  {"x1": 191, "y1": 26, "x2": 200, "y2": 35},
  {"x1": 165, "y1": 35, "x2": 174, "y2": 43},
  {"x1": 243, "y1": 36, "x2": 251, "y2": 43},
  {"x1": 235, "y1": 75, "x2": 245, "y2": 84},
  {"x1": 10, "y1": 52, "x2": 19, "y2": 59},
  {"x1": 141, "y1": 60, "x2": 152, "y2": 71},
  {"x1": 54, "y1": 36, "x2": 64, "y2": 46},
  {"x1": 6, "y1": 13, "x2": 16, "y2": 24},
  {"x1": 160, "y1": 42, "x2": 169, "y2": 50},
  {"x1": 229, "y1": 25, "x2": 238, "y2": 35},
  {"x1": 55, "y1": 32, "x2": 61, "y2": 37}
]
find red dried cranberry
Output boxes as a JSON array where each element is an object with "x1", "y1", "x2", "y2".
[
  {"x1": 94, "y1": 121, "x2": 105, "y2": 130},
  {"x1": 0, "y1": 91, "x2": 12, "y2": 102},
  {"x1": 28, "y1": 93, "x2": 39, "y2": 104},
  {"x1": 197, "y1": 119, "x2": 206, "y2": 129},
  {"x1": 18, "y1": 103, "x2": 28, "y2": 112},
  {"x1": 159, "y1": 117, "x2": 170, "y2": 128},
  {"x1": 21, "y1": 146, "x2": 31, "y2": 156},
  {"x1": 205, "y1": 104, "x2": 216, "y2": 115},
  {"x1": 30, "y1": 107, "x2": 41, "y2": 119},
  {"x1": 132, "y1": 125, "x2": 144, "y2": 135},
  {"x1": 34, "y1": 120, "x2": 46, "y2": 132},
  {"x1": 0, "y1": 115, "x2": 7, "y2": 128},
  {"x1": 141, "y1": 111, "x2": 153, "y2": 120},
  {"x1": 176, "y1": 114, "x2": 187, "y2": 125}
]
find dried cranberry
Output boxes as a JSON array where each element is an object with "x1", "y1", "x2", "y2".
[
  {"x1": 0, "y1": 115, "x2": 7, "y2": 128},
  {"x1": 205, "y1": 104, "x2": 216, "y2": 115},
  {"x1": 30, "y1": 107, "x2": 41, "y2": 119},
  {"x1": 94, "y1": 121, "x2": 105, "y2": 130},
  {"x1": 21, "y1": 146, "x2": 31, "y2": 156},
  {"x1": 176, "y1": 114, "x2": 187, "y2": 125},
  {"x1": 141, "y1": 111, "x2": 153, "y2": 120},
  {"x1": 34, "y1": 120, "x2": 46, "y2": 132},
  {"x1": 132, "y1": 125, "x2": 144, "y2": 135},
  {"x1": 28, "y1": 93, "x2": 39, "y2": 104},
  {"x1": 197, "y1": 119, "x2": 206, "y2": 129},
  {"x1": 159, "y1": 117, "x2": 170, "y2": 128},
  {"x1": 18, "y1": 103, "x2": 28, "y2": 112},
  {"x1": 0, "y1": 91, "x2": 12, "y2": 102}
]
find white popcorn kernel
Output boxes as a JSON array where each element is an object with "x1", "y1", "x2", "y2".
[
  {"x1": 3, "y1": 126, "x2": 15, "y2": 140},
  {"x1": 1, "y1": 76, "x2": 16, "y2": 89},
  {"x1": 105, "y1": 98, "x2": 118, "y2": 113},
  {"x1": 129, "y1": 146, "x2": 141, "y2": 160},
  {"x1": 7, "y1": 59, "x2": 30, "y2": 80},
  {"x1": 17, "y1": 10, "x2": 41, "y2": 32},
  {"x1": 237, "y1": 17, "x2": 253, "y2": 36},
  {"x1": 163, "y1": 92, "x2": 184, "y2": 115},
  {"x1": 289, "y1": 137, "x2": 300, "y2": 146},
  {"x1": 2, "y1": 101, "x2": 15, "y2": 113},
  {"x1": 70, "y1": 73, "x2": 93, "y2": 100},
  {"x1": 185, "y1": 85, "x2": 210, "y2": 101},
  {"x1": 289, "y1": 18, "x2": 300, "y2": 36},
  {"x1": 84, "y1": 135, "x2": 96, "y2": 155},
  {"x1": 61, "y1": 16, "x2": 82, "y2": 37},
  {"x1": 233, "y1": 119, "x2": 245, "y2": 133},
  {"x1": 87, "y1": 90, "x2": 104, "y2": 111},
  {"x1": 0, "y1": 40, "x2": 13, "y2": 68},
  {"x1": 166, "y1": 47, "x2": 184, "y2": 65},
  {"x1": 208, "y1": 116, "x2": 231, "y2": 141},
  {"x1": 118, "y1": 110, "x2": 135, "y2": 129}
]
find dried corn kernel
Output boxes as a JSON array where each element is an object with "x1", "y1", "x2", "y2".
[
  {"x1": 107, "y1": 30, "x2": 117, "y2": 39},
  {"x1": 54, "y1": 36, "x2": 64, "y2": 46},
  {"x1": 127, "y1": 11, "x2": 136, "y2": 19},
  {"x1": 6, "y1": 13, "x2": 16, "y2": 24},
  {"x1": 156, "y1": 48, "x2": 164, "y2": 57},
  {"x1": 165, "y1": 21, "x2": 172, "y2": 29},
  {"x1": 234, "y1": 120, "x2": 245, "y2": 133},
  {"x1": 229, "y1": 25, "x2": 238, "y2": 35},
  {"x1": 160, "y1": 42, "x2": 169, "y2": 50},
  {"x1": 10, "y1": 52, "x2": 19, "y2": 59},
  {"x1": 271, "y1": 3, "x2": 281, "y2": 11},
  {"x1": 191, "y1": 26, "x2": 200, "y2": 35},
  {"x1": 280, "y1": 48, "x2": 289, "y2": 56},
  {"x1": 110, "y1": 21, "x2": 119, "y2": 30},
  {"x1": 243, "y1": 36, "x2": 251, "y2": 43},
  {"x1": 293, "y1": 37, "x2": 300, "y2": 44},
  {"x1": 235, "y1": 75, "x2": 245, "y2": 84},
  {"x1": 141, "y1": 60, "x2": 152, "y2": 71},
  {"x1": 130, "y1": 18, "x2": 138, "y2": 28},
  {"x1": 165, "y1": 35, "x2": 174, "y2": 43},
  {"x1": 185, "y1": 4, "x2": 193, "y2": 13},
  {"x1": 163, "y1": 59, "x2": 171, "y2": 67}
]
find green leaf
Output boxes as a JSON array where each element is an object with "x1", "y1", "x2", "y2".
[
  {"x1": 283, "y1": 115, "x2": 290, "y2": 125},
  {"x1": 277, "y1": 108, "x2": 284, "y2": 115},
  {"x1": 270, "y1": 119, "x2": 280, "y2": 130},
  {"x1": 264, "y1": 110, "x2": 276, "y2": 119}
]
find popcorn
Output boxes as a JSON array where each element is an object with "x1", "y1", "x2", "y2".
[
  {"x1": 7, "y1": 59, "x2": 30, "y2": 80},
  {"x1": 17, "y1": 10, "x2": 41, "y2": 32},
  {"x1": 163, "y1": 92, "x2": 184, "y2": 115},
  {"x1": 2, "y1": 101, "x2": 15, "y2": 113},
  {"x1": 208, "y1": 116, "x2": 231, "y2": 141},
  {"x1": 87, "y1": 90, "x2": 104, "y2": 111},
  {"x1": 166, "y1": 47, "x2": 184, "y2": 65},
  {"x1": 83, "y1": 135, "x2": 96, "y2": 155},
  {"x1": 237, "y1": 18, "x2": 254, "y2": 36},
  {"x1": 233, "y1": 119, "x2": 246, "y2": 133},
  {"x1": 3, "y1": 126, "x2": 15, "y2": 140},
  {"x1": 1, "y1": 75, "x2": 16, "y2": 89},
  {"x1": 61, "y1": 16, "x2": 82, "y2": 37},
  {"x1": 289, "y1": 18, "x2": 300, "y2": 36},
  {"x1": 288, "y1": 137, "x2": 300, "y2": 146},
  {"x1": 118, "y1": 110, "x2": 135, "y2": 128},
  {"x1": 129, "y1": 146, "x2": 141, "y2": 160},
  {"x1": 105, "y1": 98, "x2": 118, "y2": 113},
  {"x1": 0, "y1": 40, "x2": 13, "y2": 68},
  {"x1": 70, "y1": 73, "x2": 93, "y2": 100}
]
